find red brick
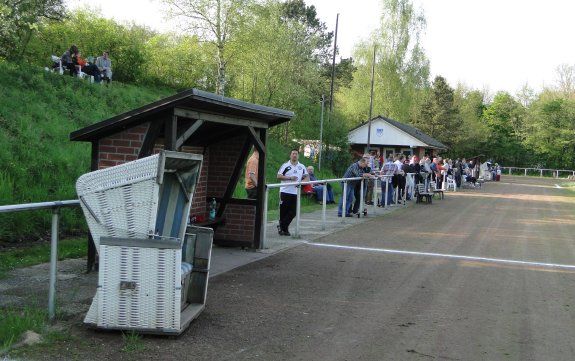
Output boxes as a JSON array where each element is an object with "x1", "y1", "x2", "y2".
[
  {"x1": 99, "y1": 145, "x2": 116, "y2": 153},
  {"x1": 99, "y1": 160, "x2": 118, "y2": 168},
  {"x1": 103, "y1": 153, "x2": 126, "y2": 161},
  {"x1": 111, "y1": 140, "x2": 131, "y2": 147},
  {"x1": 122, "y1": 133, "x2": 143, "y2": 141},
  {"x1": 116, "y1": 147, "x2": 138, "y2": 154}
]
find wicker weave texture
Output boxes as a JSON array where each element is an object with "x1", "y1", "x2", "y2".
[
  {"x1": 76, "y1": 155, "x2": 161, "y2": 249},
  {"x1": 98, "y1": 244, "x2": 182, "y2": 330}
]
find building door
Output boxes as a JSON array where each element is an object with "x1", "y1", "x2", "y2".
[
  {"x1": 384, "y1": 148, "x2": 395, "y2": 160},
  {"x1": 402, "y1": 148, "x2": 413, "y2": 157}
]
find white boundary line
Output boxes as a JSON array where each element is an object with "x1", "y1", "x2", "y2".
[{"x1": 309, "y1": 242, "x2": 575, "y2": 269}]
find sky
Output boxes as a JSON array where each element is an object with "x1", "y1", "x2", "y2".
[{"x1": 66, "y1": 0, "x2": 575, "y2": 95}]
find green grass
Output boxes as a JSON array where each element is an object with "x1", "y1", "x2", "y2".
[
  {"x1": 121, "y1": 331, "x2": 145, "y2": 353},
  {"x1": 0, "y1": 60, "x2": 344, "y2": 244},
  {"x1": 0, "y1": 61, "x2": 344, "y2": 354},
  {"x1": 0, "y1": 238, "x2": 87, "y2": 279},
  {"x1": 0, "y1": 306, "x2": 48, "y2": 354},
  {"x1": 562, "y1": 181, "x2": 575, "y2": 193},
  {"x1": 0, "y1": 60, "x2": 176, "y2": 242},
  {"x1": 0, "y1": 238, "x2": 85, "y2": 354}
]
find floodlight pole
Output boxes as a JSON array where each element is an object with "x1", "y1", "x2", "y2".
[
  {"x1": 367, "y1": 45, "x2": 376, "y2": 151},
  {"x1": 329, "y1": 13, "x2": 339, "y2": 112},
  {"x1": 319, "y1": 95, "x2": 325, "y2": 171}
]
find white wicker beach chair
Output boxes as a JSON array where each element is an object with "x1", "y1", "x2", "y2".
[{"x1": 77, "y1": 151, "x2": 212, "y2": 335}]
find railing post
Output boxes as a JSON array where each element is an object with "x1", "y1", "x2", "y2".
[
  {"x1": 359, "y1": 179, "x2": 364, "y2": 216},
  {"x1": 48, "y1": 207, "x2": 60, "y2": 322},
  {"x1": 385, "y1": 178, "x2": 389, "y2": 208},
  {"x1": 321, "y1": 182, "x2": 327, "y2": 230},
  {"x1": 261, "y1": 186, "x2": 269, "y2": 250},
  {"x1": 525, "y1": 169, "x2": 528, "y2": 176},
  {"x1": 540, "y1": 169, "x2": 543, "y2": 177},
  {"x1": 295, "y1": 183, "x2": 301, "y2": 238},
  {"x1": 372, "y1": 177, "x2": 378, "y2": 215},
  {"x1": 403, "y1": 178, "x2": 408, "y2": 206},
  {"x1": 342, "y1": 181, "x2": 348, "y2": 223}
]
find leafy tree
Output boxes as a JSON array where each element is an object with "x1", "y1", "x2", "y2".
[
  {"x1": 143, "y1": 33, "x2": 215, "y2": 90},
  {"x1": 516, "y1": 83, "x2": 536, "y2": 108},
  {"x1": 339, "y1": 0, "x2": 429, "y2": 126},
  {"x1": 523, "y1": 91, "x2": 575, "y2": 169},
  {"x1": 0, "y1": 0, "x2": 66, "y2": 59},
  {"x1": 163, "y1": 0, "x2": 252, "y2": 95},
  {"x1": 481, "y1": 92, "x2": 525, "y2": 165},
  {"x1": 279, "y1": 0, "x2": 332, "y2": 62},
  {"x1": 451, "y1": 86, "x2": 490, "y2": 158},
  {"x1": 228, "y1": 0, "x2": 335, "y2": 146},
  {"x1": 412, "y1": 76, "x2": 460, "y2": 149},
  {"x1": 554, "y1": 64, "x2": 575, "y2": 98}
]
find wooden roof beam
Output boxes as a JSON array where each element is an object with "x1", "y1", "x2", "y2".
[{"x1": 174, "y1": 108, "x2": 269, "y2": 129}]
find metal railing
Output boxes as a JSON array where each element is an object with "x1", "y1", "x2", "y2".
[
  {"x1": 500, "y1": 167, "x2": 575, "y2": 178},
  {"x1": 263, "y1": 174, "x2": 406, "y2": 249},
  {"x1": 0, "y1": 200, "x2": 80, "y2": 321}
]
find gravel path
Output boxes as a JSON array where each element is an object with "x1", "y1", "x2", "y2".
[{"x1": 4, "y1": 176, "x2": 575, "y2": 361}]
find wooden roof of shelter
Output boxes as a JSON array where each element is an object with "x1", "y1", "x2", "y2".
[
  {"x1": 70, "y1": 88, "x2": 294, "y2": 151},
  {"x1": 70, "y1": 88, "x2": 295, "y2": 253}
]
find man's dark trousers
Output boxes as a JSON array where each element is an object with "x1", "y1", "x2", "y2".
[{"x1": 279, "y1": 192, "x2": 297, "y2": 232}]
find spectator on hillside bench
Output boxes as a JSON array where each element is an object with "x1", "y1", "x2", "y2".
[
  {"x1": 61, "y1": 45, "x2": 79, "y2": 76},
  {"x1": 96, "y1": 51, "x2": 112, "y2": 84},
  {"x1": 81, "y1": 56, "x2": 102, "y2": 83}
]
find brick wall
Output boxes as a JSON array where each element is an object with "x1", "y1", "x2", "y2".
[
  {"x1": 204, "y1": 136, "x2": 256, "y2": 242},
  {"x1": 97, "y1": 123, "x2": 149, "y2": 169},
  {"x1": 96, "y1": 127, "x2": 257, "y2": 245},
  {"x1": 181, "y1": 145, "x2": 208, "y2": 219},
  {"x1": 219, "y1": 203, "x2": 256, "y2": 240}
]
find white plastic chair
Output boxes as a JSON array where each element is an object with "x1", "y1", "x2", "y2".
[
  {"x1": 51, "y1": 55, "x2": 63, "y2": 75},
  {"x1": 446, "y1": 175, "x2": 457, "y2": 192}
]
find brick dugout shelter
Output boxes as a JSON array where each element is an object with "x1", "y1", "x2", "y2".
[{"x1": 70, "y1": 89, "x2": 294, "y2": 270}]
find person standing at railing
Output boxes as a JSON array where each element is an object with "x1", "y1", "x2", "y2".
[
  {"x1": 338, "y1": 155, "x2": 374, "y2": 217},
  {"x1": 276, "y1": 149, "x2": 309, "y2": 236},
  {"x1": 380, "y1": 155, "x2": 398, "y2": 206},
  {"x1": 365, "y1": 150, "x2": 379, "y2": 205},
  {"x1": 394, "y1": 154, "x2": 407, "y2": 203}
]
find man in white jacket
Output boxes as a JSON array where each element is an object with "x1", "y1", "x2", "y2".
[{"x1": 95, "y1": 51, "x2": 112, "y2": 83}]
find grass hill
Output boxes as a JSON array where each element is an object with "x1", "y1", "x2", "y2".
[
  {"x1": 0, "y1": 61, "x2": 175, "y2": 242},
  {"x1": 0, "y1": 61, "x2": 338, "y2": 243}
]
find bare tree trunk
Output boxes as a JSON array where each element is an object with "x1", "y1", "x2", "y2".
[{"x1": 216, "y1": 45, "x2": 226, "y2": 95}]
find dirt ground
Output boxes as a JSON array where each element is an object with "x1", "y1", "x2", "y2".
[{"x1": 3, "y1": 176, "x2": 575, "y2": 361}]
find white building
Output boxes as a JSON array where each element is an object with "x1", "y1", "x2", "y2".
[{"x1": 349, "y1": 116, "x2": 448, "y2": 159}]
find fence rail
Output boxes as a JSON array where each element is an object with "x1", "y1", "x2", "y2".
[
  {"x1": 1, "y1": 174, "x2": 419, "y2": 316},
  {"x1": 264, "y1": 174, "x2": 405, "y2": 249},
  {"x1": 501, "y1": 167, "x2": 575, "y2": 178},
  {"x1": 0, "y1": 200, "x2": 80, "y2": 321}
]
